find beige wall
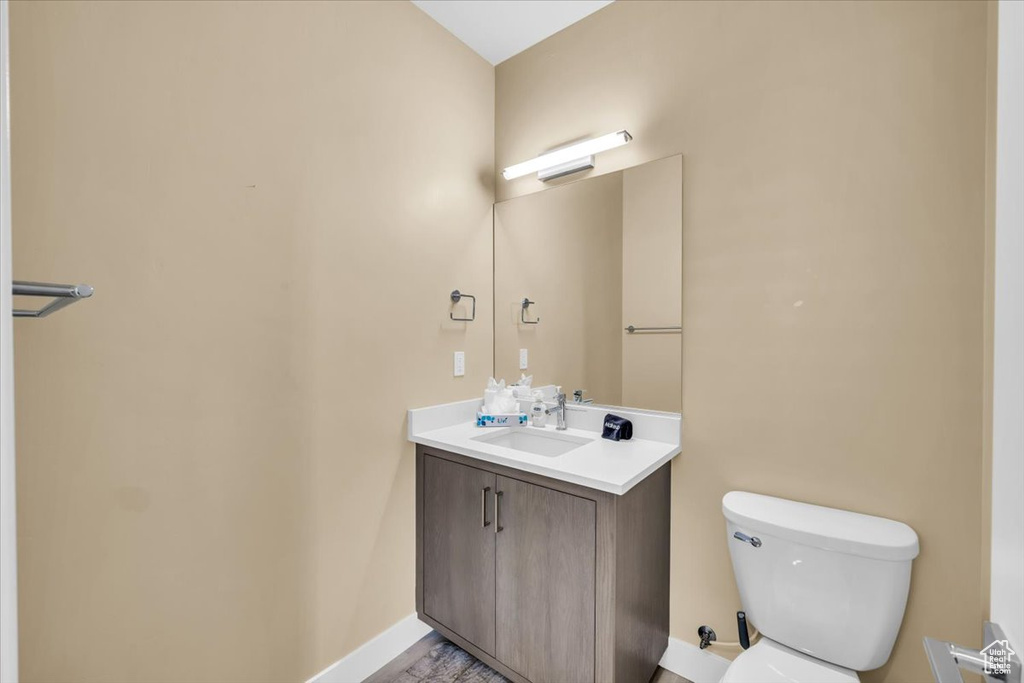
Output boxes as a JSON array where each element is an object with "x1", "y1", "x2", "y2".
[
  {"x1": 8, "y1": 1, "x2": 993, "y2": 681},
  {"x1": 494, "y1": 172, "x2": 623, "y2": 404},
  {"x1": 497, "y1": 2, "x2": 989, "y2": 682},
  {"x1": 9, "y1": 1, "x2": 493, "y2": 680},
  {"x1": 622, "y1": 156, "x2": 682, "y2": 413}
]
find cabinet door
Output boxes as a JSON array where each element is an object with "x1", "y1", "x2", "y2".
[
  {"x1": 422, "y1": 455, "x2": 497, "y2": 655},
  {"x1": 495, "y1": 476, "x2": 596, "y2": 683}
]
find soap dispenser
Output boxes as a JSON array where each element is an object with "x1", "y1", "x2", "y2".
[{"x1": 530, "y1": 390, "x2": 547, "y2": 428}]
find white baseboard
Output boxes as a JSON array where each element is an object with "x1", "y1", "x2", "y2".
[
  {"x1": 306, "y1": 613, "x2": 432, "y2": 683},
  {"x1": 659, "y1": 637, "x2": 731, "y2": 683}
]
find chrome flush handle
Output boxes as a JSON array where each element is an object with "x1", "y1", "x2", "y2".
[{"x1": 734, "y1": 531, "x2": 762, "y2": 548}]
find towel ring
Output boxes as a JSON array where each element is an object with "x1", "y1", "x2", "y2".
[
  {"x1": 450, "y1": 290, "x2": 476, "y2": 322},
  {"x1": 521, "y1": 298, "x2": 539, "y2": 324}
]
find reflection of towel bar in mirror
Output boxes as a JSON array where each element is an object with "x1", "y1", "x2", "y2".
[
  {"x1": 625, "y1": 325, "x2": 681, "y2": 334},
  {"x1": 450, "y1": 290, "x2": 476, "y2": 322},
  {"x1": 521, "y1": 298, "x2": 539, "y2": 324},
  {"x1": 13, "y1": 280, "x2": 94, "y2": 318}
]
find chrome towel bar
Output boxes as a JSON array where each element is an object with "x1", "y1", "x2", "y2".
[
  {"x1": 13, "y1": 280, "x2": 94, "y2": 318},
  {"x1": 923, "y1": 621, "x2": 1020, "y2": 683},
  {"x1": 625, "y1": 325, "x2": 681, "y2": 334}
]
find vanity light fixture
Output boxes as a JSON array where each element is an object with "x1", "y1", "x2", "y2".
[{"x1": 501, "y1": 130, "x2": 633, "y2": 182}]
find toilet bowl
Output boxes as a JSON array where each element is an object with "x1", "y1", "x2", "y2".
[
  {"x1": 720, "y1": 491, "x2": 919, "y2": 683},
  {"x1": 721, "y1": 638, "x2": 859, "y2": 683}
]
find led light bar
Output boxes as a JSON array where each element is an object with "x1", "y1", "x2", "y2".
[{"x1": 502, "y1": 130, "x2": 633, "y2": 181}]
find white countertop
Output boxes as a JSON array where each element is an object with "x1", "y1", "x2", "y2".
[{"x1": 408, "y1": 399, "x2": 682, "y2": 495}]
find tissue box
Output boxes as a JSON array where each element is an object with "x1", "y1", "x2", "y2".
[{"x1": 476, "y1": 411, "x2": 528, "y2": 428}]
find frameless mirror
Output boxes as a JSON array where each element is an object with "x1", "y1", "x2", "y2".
[{"x1": 493, "y1": 155, "x2": 682, "y2": 413}]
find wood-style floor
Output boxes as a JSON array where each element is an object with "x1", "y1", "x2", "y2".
[{"x1": 364, "y1": 631, "x2": 693, "y2": 683}]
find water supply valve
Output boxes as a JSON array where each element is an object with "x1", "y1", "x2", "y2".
[{"x1": 698, "y1": 625, "x2": 717, "y2": 650}]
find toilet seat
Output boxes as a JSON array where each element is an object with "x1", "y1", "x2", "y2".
[{"x1": 720, "y1": 638, "x2": 860, "y2": 683}]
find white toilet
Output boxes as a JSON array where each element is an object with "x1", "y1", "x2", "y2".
[{"x1": 721, "y1": 491, "x2": 920, "y2": 683}]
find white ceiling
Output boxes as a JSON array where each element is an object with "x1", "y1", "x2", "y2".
[{"x1": 412, "y1": 0, "x2": 614, "y2": 66}]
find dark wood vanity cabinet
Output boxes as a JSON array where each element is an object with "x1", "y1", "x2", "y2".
[{"x1": 416, "y1": 445, "x2": 670, "y2": 683}]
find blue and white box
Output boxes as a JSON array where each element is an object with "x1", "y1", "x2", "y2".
[{"x1": 476, "y1": 411, "x2": 528, "y2": 428}]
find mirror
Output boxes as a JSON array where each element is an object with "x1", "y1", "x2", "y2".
[{"x1": 493, "y1": 155, "x2": 682, "y2": 413}]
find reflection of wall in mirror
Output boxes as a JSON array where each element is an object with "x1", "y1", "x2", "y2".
[
  {"x1": 494, "y1": 155, "x2": 681, "y2": 413},
  {"x1": 622, "y1": 156, "x2": 682, "y2": 413},
  {"x1": 494, "y1": 173, "x2": 624, "y2": 404}
]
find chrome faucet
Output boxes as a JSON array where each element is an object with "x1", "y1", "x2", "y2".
[
  {"x1": 547, "y1": 391, "x2": 568, "y2": 430},
  {"x1": 573, "y1": 389, "x2": 593, "y2": 405}
]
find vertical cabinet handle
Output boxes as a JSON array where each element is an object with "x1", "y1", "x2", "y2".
[
  {"x1": 481, "y1": 487, "x2": 491, "y2": 528},
  {"x1": 494, "y1": 490, "x2": 503, "y2": 533}
]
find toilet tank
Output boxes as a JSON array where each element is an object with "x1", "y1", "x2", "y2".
[{"x1": 723, "y1": 492, "x2": 919, "y2": 671}]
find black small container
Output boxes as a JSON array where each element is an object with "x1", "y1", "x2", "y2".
[{"x1": 601, "y1": 414, "x2": 633, "y2": 441}]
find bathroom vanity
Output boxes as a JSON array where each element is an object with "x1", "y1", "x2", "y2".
[
  {"x1": 409, "y1": 400, "x2": 681, "y2": 683},
  {"x1": 410, "y1": 152, "x2": 685, "y2": 682}
]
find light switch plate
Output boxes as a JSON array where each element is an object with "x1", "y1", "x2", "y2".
[
  {"x1": 519, "y1": 348, "x2": 528, "y2": 370},
  {"x1": 454, "y1": 351, "x2": 465, "y2": 377}
]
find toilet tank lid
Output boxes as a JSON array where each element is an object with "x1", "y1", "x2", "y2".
[{"x1": 722, "y1": 491, "x2": 920, "y2": 561}]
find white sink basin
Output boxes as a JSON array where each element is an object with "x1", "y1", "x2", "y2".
[{"x1": 472, "y1": 429, "x2": 592, "y2": 457}]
